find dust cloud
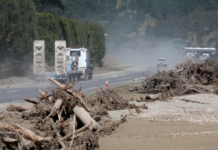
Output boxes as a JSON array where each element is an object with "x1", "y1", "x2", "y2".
[{"x1": 106, "y1": 43, "x2": 185, "y2": 71}]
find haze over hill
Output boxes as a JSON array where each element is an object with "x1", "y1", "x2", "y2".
[{"x1": 58, "y1": 0, "x2": 218, "y2": 48}]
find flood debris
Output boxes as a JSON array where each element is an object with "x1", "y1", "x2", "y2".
[
  {"x1": 0, "y1": 78, "x2": 145, "y2": 150},
  {"x1": 131, "y1": 60, "x2": 218, "y2": 101},
  {"x1": 87, "y1": 88, "x2": 148, "y2": 116}
]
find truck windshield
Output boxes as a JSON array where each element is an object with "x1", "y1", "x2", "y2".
[
  {"x1": 158, "y1": 58, "x2": 166, "y2": 61},
  {"x1": 70, "y1": 51, "x2": 81, "y2": 56}
]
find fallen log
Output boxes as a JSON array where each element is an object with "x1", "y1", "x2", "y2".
[
  {"x1": 0, "y1": 122, "x2": 11, "y2": 130},
  {"x1": 50, "y1": 78, "x2": 65, "y2": 88},
  {"x1": 50, "y1": 78, "x2": 91, "y2": 112},
  {"x1": 13, "y1": 124, "x2": 52, "y2": 145},
  {"x1": 0, "y1": 123, "x2": 52, "y2": 145},
  {"x1": 182, "y1": 88, "x2": 203, "y2": 94},
  {"x1": 38, "y1": 90, "x2": 53, "y2": 103},
  {"x1": 73, "y1": 106, "x2": 100, "y2": 131},
  {"x1": 43, "y1": 99, "x2": 63, "y2": 122},
  {"x1": 145, "y1": 93, "x2": 160, "y2": 100},
  {"x1": 8, "y1": 105, "x2": 29, "y2": 112},
  {"x1": 69, "y1": 117, "x2": 78, "y2": 131},
  {"x1": 70, "y1": 114, "x2": 76, "y2": 148},
  {"x1": 50, "y1": 78, "x2": 100, "y2": 131},
  {"x1": 2, "y1": 137, "x2": 18, "y2": 144},
  {"x1": 24, "y1": 97, "x2": 39, "y2": 104},
  {"x1": 62, "y1": 122, "x2": 93, "y2": 141},
  {"x1": 0, "y1": 104, "x2": 11, "y2": 115},
  {"x1": 0, "y1": 132, "x2": 16, "y2": 135}
]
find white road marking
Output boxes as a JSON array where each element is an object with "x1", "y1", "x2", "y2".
[{"x1": 7, "y1": 90, "x2": 19, "y2": 93}]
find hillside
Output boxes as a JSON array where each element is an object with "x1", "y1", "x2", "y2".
[{"x1": 60, "y1": 0, "x2": 218, "y2": 48}]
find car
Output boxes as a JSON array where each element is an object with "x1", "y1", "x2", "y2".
[
  {"x1": 203, "y1": 53, "x2": 210, "y2": 58},
  {"x1": 186, "y1": 53, "x2": 195, "y2": 59},
  {"x1": 157, "y1": 58, "x2": 167, "y2": 70},
  {"x1": 199, "y1": 53, "x2": 210, "y2": 61}
]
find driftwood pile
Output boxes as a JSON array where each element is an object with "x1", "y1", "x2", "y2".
[
  {"x1": 187, "y1": 60, "x2": 218, "y2": 85},
  {"x1": 131, "y1": 60, "x2": 217, "y2": 101},
  {"x1": 88, "y1": 88, "x2": 147, "y2": 116},
  {"x1": 0, "y1": 78, "x2": 143, "y2": 150}
]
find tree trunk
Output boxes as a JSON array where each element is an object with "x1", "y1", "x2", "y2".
[{"x1": 73, "y1": 106, "x2": 100, "y2": 131}]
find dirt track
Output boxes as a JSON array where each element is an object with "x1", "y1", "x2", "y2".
[{"x1": 99, "y1": 118, "x2": 218, "y2": 150}]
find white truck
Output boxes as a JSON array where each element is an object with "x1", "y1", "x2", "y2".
[
  {"x1": 50, "y1": 36, "x2": 93, "y2": 82},
  {"x1": 33, "y1": 40, "x2": 45, "y2": 79}
]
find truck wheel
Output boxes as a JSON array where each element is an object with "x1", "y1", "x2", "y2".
[
  {"x1": 87, "y1": 69, "x2": 93, "y2": 80},
  {"x1": 88, "y1": 74, "x2": 93, "y2": 80}
]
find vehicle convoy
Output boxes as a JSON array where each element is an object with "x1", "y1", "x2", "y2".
[
  {"x1": 157, "y1": 58, "x2": 167, "y2": 70},
  {"x1": 184, "y1": 47, "x2": 215, "y2": 59},
  {"x1": 33, "y1": 40, "x2": 45, "y2": 80},
  {"x1": 50, "y1": 35, "x2": 93, "y2": 82},
  {"x1": 34, "y1": 35, "x2": 93, "y2": 82}
]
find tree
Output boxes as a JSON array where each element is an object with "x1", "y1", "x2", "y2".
[
  {"x1": 6, "y1": 0, "x2": 38, "y2": 57},
  {"x1": 37, "y1": 12, "x2": 61, "y2": 66},
  {"x1": 33, "y1": 0, "x2": 64, "y2": 12},
  {"x1": 0, "y1": 0, "x2": 38, "y2": 77},
  {"x1": 0, "y1": 0, "x2": 11, "y2": 46},
  {"x1": 89, "y1": 22, "x2": 106, "y2": 67}
]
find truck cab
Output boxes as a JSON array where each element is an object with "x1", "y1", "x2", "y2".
[
  {"x1": 65, "y1": 47, "x2": 92, "y2": 81},
  {"x1": 66, "y1": 47, "x2": 88, "y2": 70}
]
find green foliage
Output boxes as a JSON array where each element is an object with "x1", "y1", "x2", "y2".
[
  {"x1": 0, "y1": 0, "x2": 10, "y2": 45},
  {"x1": 61, "y1": 0, "x2": 117, "y2": 21},
  {"x1": 89, "y1": 22, "x2": 106, "y2": 66},
  {"x1": 37, "y1": 12, "x2": 61, "y2": 65},
  {"x1": 2, "y1": 0, "x2": 38, "y2": 57},
  {"x1": 38, "y1": 14, "x2": 106, "y2": 66},
  {"x1": 0, "y1": 0, "x2": 38, "y2": 77},
  {"x1": 33, "y1": 0, "x2": 64, "y2": 12},
  {"x1": 60, "y1": 18, "x2": 90, "y2": 47},
  {"x1": 128, "y1": 0, "x2": 137, "y2": 10}
]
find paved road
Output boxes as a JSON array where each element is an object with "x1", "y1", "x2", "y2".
[{"x1": 0, "y1": 70, "x2": 153, "y2": 104}]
